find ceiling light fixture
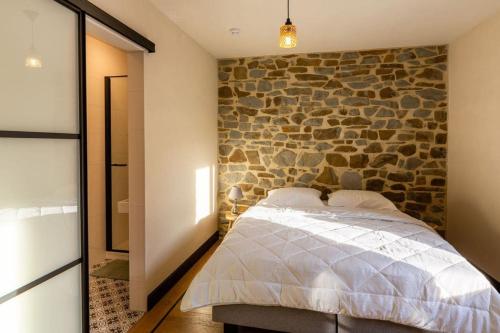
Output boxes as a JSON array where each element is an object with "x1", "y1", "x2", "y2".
[
  {"x1": 24, "y1": 9, "x2": 42, "y2": 69},
  {"x1": 279, "y1": 0, "x2": 297, "y2": 48}
]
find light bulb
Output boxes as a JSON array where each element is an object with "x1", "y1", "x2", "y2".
[{"x1": 25, "y1": 54, "x2": 42, "y2": 68}]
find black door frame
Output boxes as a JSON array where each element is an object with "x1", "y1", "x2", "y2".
[{"x1": 105, "y1": 75, "x2": 129, "y2": 253}]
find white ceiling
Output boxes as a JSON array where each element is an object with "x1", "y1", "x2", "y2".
[{"x1": 151, "y1": 0, "x2": 500, "y2": 59}]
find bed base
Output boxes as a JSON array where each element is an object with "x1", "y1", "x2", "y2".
[{"x1": 213, "y1": 304, "x2": 436, "y2": 333}]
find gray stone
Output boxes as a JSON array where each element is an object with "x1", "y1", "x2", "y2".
[
  {"x1": 239, "y1": 96, "x2": 264, "y2": 108},
  {"x1": 341, "y1": 171, "x2": 362, "y2": 190},
  {"x1": 313, "y1": 127, "x2": 342, "y2": 140},
  {"x1": 388, "y1": 172, "x2": 414, "y2": 182},
  {"x1": 314, "y1": 67, "x2": 335, "y2": 75},
  {"x1": 400, "y1": 95, "x2": 420, "y2": 109},
  {"x1": 325, "y1": 97, "x2": 339, "y2": 107},
  {"x1": 249, "y1": 69, "x2": 266, "y2": 78},
  {"x1": 376, "y1": 108, "x2": 395, "y2": 117},
  {"x1": 405, "y1": 157, "x2": 424, "y2": 170},
  {"x1": 298, "y1": 173, "x2": 316, "y2": 183},
  {"x1": 342, "y1": 97, "x2": 369, "y2": 106},
  {"x1": 295, "y1": 74, "x2": 328, "y2": 81},
  {"x1": 416, "y1": 88, "x2": 446, "y2": 101},
  {"x1": 243, "y1": 172, "x2": 258, "y2": 184},
  {"x1": 273, "y1": 149, "x2": 297, "y2": 166},
  {"x1": 270, "y1": 169, "x2": 286, "y2": 177},
  {"x1": 285, "y1": 87, "x2": 313, "y2": 95},
  {"x1": 414, "y1": 109, "x2": 432, "y2": 118},
  {"x1": 313, "y1": 90, "x2": 329, "y2": 100},
  {"x1": 297, "y1": 152, "x2": 324, "y2": 167},
  {"x1": 219, "y1": 144, "x2": 233, "y2": 157},
  {"x1": 316, "y1": 143, "x2": 333, "y2": 151},
  {"x1": 229, "y1": 130, "x2": 242, "y2": 139},
  {"x1": 303, "y1": 118, "x2": 323, "y2": 126},
  {"x1": 224, "y1": 172, "x2": 244, "y2": 184},
  {"x1": 415, "y1": 48, "x2": 437, "y2": 57},
  {"x1": 369, "y1": 154, "x2": 398, "y2": 167},
  {"x1": 273, "y1": 133, "x2": 288, "y2": 141},
  {"x1": 257, "y1": 80, "x2": 272, "y2": 92},
  {"x1": 387, "y1": 119, "x2": 402, "y2": 129}
]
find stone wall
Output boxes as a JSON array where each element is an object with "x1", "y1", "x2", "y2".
[{"x1": 218, "y1": 46, "x2": 447, "y2": 235}]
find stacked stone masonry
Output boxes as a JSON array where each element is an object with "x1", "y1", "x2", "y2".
[{"x1": 218, "y1": 46, "x2": 447, "y2": 236}]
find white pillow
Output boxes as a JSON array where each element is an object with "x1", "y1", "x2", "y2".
[
  {"x1": 258, "y1": 187, "x2": 324, "y2": 207},
  {"x1": 327, "y1": 190, "x2": 397, "y2": 210}
]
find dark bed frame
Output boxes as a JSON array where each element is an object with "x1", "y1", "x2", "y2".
[{"x1": 213, "y1": 304, "x2": 436, "y2": 333}]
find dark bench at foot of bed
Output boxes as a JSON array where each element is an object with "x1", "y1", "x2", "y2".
[{"x1": 214, "y1": 304, "x2": 437, "y2": 333}]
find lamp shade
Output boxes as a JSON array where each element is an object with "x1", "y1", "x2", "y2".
[
  {"x1": 279, "y1": 20, "x2": 297, "y2": 48},
  {"x1": 228, "y1": 186, "x2": 243, "y2": 201}
]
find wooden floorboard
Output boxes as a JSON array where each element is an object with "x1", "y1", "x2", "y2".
[{"x1": 129, "y1": 241, "x2": 222, "y2": 333}]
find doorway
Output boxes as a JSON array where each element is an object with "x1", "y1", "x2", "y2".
[{"x1": 86, "y1": 21, "x2": 146, "y2": 332}]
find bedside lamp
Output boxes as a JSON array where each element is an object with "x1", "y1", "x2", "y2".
[{"x1": 228, "y1": 185, "x2": 243, "y2": 215}]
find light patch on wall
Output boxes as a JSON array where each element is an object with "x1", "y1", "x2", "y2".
[
  {"x1": 195, "y1": 166, "x2": 213, "y2": 224},
  {"x1": 212, "y1": 164, "x2": 217, "y2": 216}
]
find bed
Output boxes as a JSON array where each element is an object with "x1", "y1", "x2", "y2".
[{"x1": 181, "y1": 189, "x2": 500, "y2": 333}]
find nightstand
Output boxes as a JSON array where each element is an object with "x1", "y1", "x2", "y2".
[{"x1": 225, "y1": 212, "x2": 239, "y2": 233}]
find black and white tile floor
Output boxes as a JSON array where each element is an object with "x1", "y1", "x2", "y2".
[{"x1": 89, "y1": 261, "x2": 143, "y2": 333}]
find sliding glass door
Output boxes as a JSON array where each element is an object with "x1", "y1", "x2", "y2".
[{"x1": 0, "y1": 0, "x2": 87, "y2": 331}]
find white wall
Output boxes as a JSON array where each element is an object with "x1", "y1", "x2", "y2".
[
  {"x1": 448, "y1": 11, "x2": 500, "y2": 280},
  {"x1": 89, "y1": 0, "x2": 218, "y2": 309}
]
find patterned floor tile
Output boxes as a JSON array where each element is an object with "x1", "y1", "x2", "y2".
[{"x1": 90, "y1": 261, "x2": 143, "y2": 333}]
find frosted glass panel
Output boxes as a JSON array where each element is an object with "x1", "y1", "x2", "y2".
[
  {"x1": 0, "y1": 265, "x2": 82, "y2": 333},
  {"x1": 0, "y1": 138, "x2": 80, "y2": 296},
  {"x1": 0, "y1": 0, "x2": 78, "y2": 133}
]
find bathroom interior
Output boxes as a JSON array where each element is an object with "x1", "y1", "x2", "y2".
[{"x1": 86, "y1": 19, "x2": 146, "y2": 331}]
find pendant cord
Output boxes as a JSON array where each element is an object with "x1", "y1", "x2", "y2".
[
  {"x1": 287, "y1": 0, "x2": 290, "y2": 19},
  {"x1": 31, "y1": 21, "x2": 35, "y2": 49}
]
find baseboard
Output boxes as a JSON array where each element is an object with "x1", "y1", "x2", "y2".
[{"x1": 147, "y1": 231, "x2": 220, "y2": 310}]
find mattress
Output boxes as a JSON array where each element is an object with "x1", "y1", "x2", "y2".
[{"x1": 181, "y1": 204, "x2": 500, "y2": 332}]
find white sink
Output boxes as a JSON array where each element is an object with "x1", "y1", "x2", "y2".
[{"x1": 117, "y1": 199, "x2": 129, "y2": 214}]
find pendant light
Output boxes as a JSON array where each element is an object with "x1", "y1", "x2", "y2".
[
  {"x1": 279, "y1": 0, "x2": 297, "y2": 48},
  {"x1": 24, "y1": 9, "x2": 43, "y2": 69}
]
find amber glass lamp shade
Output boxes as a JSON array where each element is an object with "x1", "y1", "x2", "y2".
[{"x1": 279, "y1": 19, "x2": 297, "y2": 48}]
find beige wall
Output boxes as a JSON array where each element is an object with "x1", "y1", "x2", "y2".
[
  {"x1": 448, "y1": 11, "x2": 500, "y2": 280},
  {"x1": 86, "y1": 35, "x2": 128, "y2": 266},
  {"x1": 89, "y1": 0, "x2": 218, "y2": 308}
]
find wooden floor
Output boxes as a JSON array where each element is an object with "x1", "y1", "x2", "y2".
[{"x1": 128, "y1": 242, "x2": 223, "y2": 333}]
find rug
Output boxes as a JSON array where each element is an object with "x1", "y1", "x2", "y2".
[{"x1": 90, "y1": 259, "x2": 129, "y2": 281}]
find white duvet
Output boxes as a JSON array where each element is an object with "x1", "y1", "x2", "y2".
[{"x1": 181, "y1": 204, "x2": 500, "y2": 333}]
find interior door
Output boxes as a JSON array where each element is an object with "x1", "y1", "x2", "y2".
[{"x1": 0, "y1": 0, "x2": 87, "y2": 331}]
